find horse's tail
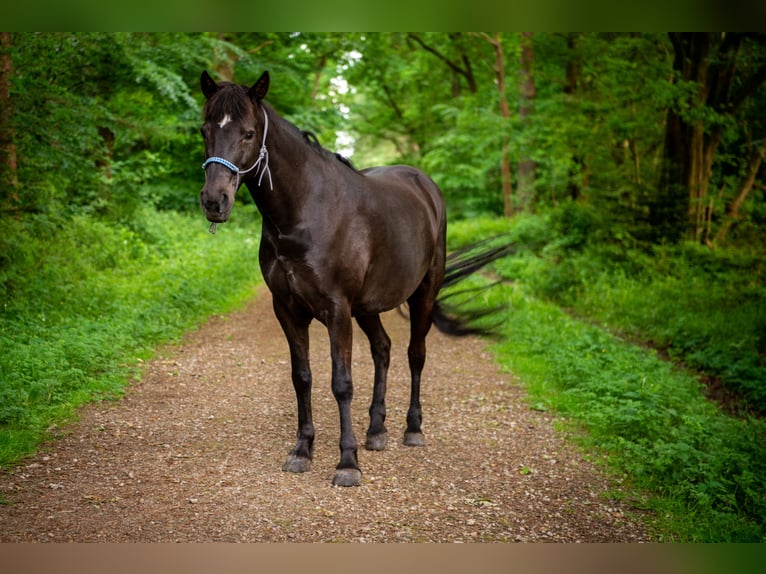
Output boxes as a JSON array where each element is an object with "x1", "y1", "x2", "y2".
[{"x1": 431, "y1": 236, "x2": 515, "y2": 337}]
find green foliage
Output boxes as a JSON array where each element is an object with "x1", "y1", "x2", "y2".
[
  {"x1": 344, "y1": 32, "x2": 506, "y2": 208},
  {"x1": 495, "y1": 288, "x2": 765, "y2": 541},
  {"x1": 423, "y1": 99, "x2": 508, "y2": 217},
  {"x1": 447, "y1": 216, "x2": 766, "y2": 541},
  {"x1": 572, "y1": 249, "x2": 766, "y2": 409},
  {"x1": 486, "y1": 202, "x2": 766, "y2": 412},
  {"x1": 6, "y1": 33, "x2": 764, "y2": 239},
  {"x1": 0, "y1": 207, "x2": 262, "y2": 466},
  {"x1": 4, "y1": 33, "x2": 213, "y2": 218}
]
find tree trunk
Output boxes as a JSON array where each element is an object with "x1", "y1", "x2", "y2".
[
  {"x1": 213, "y1": 33, "x2": 236, "y2": 81},
  {"x1": 627, "y1": 133, "x2": 641, "y2": 185},
  {"x1": 564, "y1": 33, "x2": 585, "y2": 201},
  {"x1": 477, "y1": 33, "x2": 514, "y2": 217},
  {"x1": 517, "y1": 32, "x2": 536, "y2": 212},
  {"x1": 311, "y1": 54, "x2": 327, "y2": 100},
  {"x1": 495, "y1": 34, "x2": 513, "y2": 217},
  {"x1": 656, "y1": 33, "x2": 716, "y2": 242},
  {"x1": 0, "y1": 31, "x2": 18, "y2": 207},
  {"x1": 655, "y1": 33, "x2": 766, "y2": 243},
  {"x1": 712, "y1": 144, "x2": 766, "y2": 246}
]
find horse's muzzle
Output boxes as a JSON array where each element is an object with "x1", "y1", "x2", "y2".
[
  {"x1": 204, "y1": 211, "x2": 228, "y2": 224},
  {"x1": 200, "y1": 186, "x2": 233, "y2": 223}
]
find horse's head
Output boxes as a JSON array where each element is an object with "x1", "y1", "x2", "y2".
[{"x1": 199, "y1": 70, "x2": 270, "y2": 223}]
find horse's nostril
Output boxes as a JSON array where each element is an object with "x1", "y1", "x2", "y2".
[{"x1": 203, "y1": 199, "x2": 219, "y2": 213}]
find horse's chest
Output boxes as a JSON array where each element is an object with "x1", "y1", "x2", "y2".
[
  {"x1": 278, "y1": 258, "x2": 313, "y2": 295},
  {"x1": 261, "y1": 230, "x2": 366, "y2": 318},
  {"x1": 266, "y1": 253, "x2": 329, "y2": 315}
]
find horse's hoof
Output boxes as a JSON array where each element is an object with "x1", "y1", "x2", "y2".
[
  {"x1": 403, "y1": 432, "x2": 426, "y2": 447},
  {"x1": 365, "y1": 431, "x2": 388, "y2": 451},
  {"x1": 332, "y1": 468, "x2": 362, "y2": 487},
  {"x1": 282, "y1": 454, "x2": 311, "y2": 473}
]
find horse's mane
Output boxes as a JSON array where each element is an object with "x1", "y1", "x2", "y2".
[
  {"x1": 301, "y1": 130, "x2": 357, "y2": 171},
  {"x1": 204, "y1": 83, "x2": 357, "y2": 172}
]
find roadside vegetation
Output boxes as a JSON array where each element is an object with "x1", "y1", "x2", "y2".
[
  {"x1": 0, "y1": 206, "x2": 262, "y2": 467},
  {"x1": 447, "y1": 212, "x2": 766, "y2": 542}
]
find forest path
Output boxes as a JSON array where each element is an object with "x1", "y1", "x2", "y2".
[{"x1": 0, "y1": 288, "x2": 649, "y2": 542}]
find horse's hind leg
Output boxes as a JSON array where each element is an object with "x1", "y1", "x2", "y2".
[
  {"x1": 404, "y1": 286, "x2": 436, "y2": 447},
  {"x1": 356, "y1": 314, "x2": 391, "y2": 451}
]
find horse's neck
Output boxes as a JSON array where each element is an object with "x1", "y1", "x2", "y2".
[{"x1": 246, "y1": 116, "x2": 316, "y2": 232}]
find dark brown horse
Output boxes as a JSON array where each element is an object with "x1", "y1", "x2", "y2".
[{"x1": 199, "y1": 70, "x2": 511, "y2": 486}]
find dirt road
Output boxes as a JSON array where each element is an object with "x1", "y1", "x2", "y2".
[{"x1": 0, "y1": 289, "x2": 650, "y2": 542}]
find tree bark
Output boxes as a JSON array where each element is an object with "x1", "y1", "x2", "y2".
[
  {"x1": 517, "y1": 32, "x2": 536, "y2": 212},
  {"x1": 485, "y1": 33, "x2": 513, "y2": 217},
  {"x1": 655, "y1": 33, "x2": 766, "y2": 243},
  {"x1": 712, "y1": 144, "x2": 766, "y2": 246},
  {"x1": 564, "y1": 33, "x2": 586, "y2": 201},
  {"x1": 0, "y1": 31, "x2": 18, "y2": 207},
  {"x1": 311, "y1": 53, "x2": 327, "y2": 100}
]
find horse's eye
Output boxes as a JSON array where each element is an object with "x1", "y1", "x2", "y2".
[
  {"x1": 199, "y1": 127, "x2": 207, "y2": 140},
  {"x1": 244, "y1": 131, "x2": 255, "y2": 141}
]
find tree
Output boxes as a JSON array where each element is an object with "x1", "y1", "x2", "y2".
[
  {"x1": 517, "y1": 31, "x2": 536, "y2": 212},
  {"x1": 476, "y1": 32, "x2": 514, "y2": 217},
  {"x1": 655, "y1": 33, "x2": 766, "y2": 243},
  {"x1": 407, "y1": 33, "x2": 478, "y2": 96},
  {"x1": 0, "y1": 32, "x2": 18, "y2": 213},
  {"x1": 1, "y1": 33, "x2": 215, "y2": 218},
  {"x1": 344, "y1": 33, "x2": 514, "y2": 217},
  {"x1": 712, "y1": 142, "x2": 766, "y2": 245}
]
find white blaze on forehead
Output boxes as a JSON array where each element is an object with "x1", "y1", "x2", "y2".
[{"x1": 218, "y1": 114, "x2": 232, "y2": 128}]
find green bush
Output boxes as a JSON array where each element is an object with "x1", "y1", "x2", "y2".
[
  {"x1": 446, "y1": 214, "x2": 766, "y2": 541},
  {"x1": 466, "y1": 205, "x2": 766, "y2": 414},
  {"x1": 486, "y1": 283, "x2": 765, "y2": 541}
]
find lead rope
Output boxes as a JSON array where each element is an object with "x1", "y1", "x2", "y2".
[{"x1": 203, "y1": 107, "x2": 273, "y2": 235}]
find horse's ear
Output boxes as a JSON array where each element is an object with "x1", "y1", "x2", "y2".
[
  {"x1": 249, "y1": 71, "x2": 270, "y2": 102},
  {"x1": 200, "y1": 70, "x2": 218, "y2": 99}
]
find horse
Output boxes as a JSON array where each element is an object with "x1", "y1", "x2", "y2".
[{"x1": 198, "y1": 70, "x2": 512, "y2": 486}]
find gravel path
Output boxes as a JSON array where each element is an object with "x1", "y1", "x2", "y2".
[{"x1": 0, "y1": 288, "x2": 650, "y2": 542}]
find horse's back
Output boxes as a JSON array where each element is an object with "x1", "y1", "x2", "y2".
[{"x1": 359, "y1": 164, "x2": 446, "y2": 233}]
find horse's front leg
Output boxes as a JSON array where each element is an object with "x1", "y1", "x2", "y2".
[
  {"x1": 328, "y1": 308, "x2": 362, "y2": 486},
  {"x1": 273, "y1": 299, "x2": 314, "y2": 473}
]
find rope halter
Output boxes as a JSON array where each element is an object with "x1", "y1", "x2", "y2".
[{"x1": 202, "y1": 106, "x2": 273, "y2": 191}]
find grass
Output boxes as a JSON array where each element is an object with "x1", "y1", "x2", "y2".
[
  {"x1": 446, "y1": 211, "x2": 766, "y2": 542},
  {"x1": 0, "y1": 205, "x2": 263, "y2": 467},
  {"x1": 490, "y1": 285, "x2": 765, "y2": 541},
  {"x1": 567, "y1": 246, "x2": 766, "y2": 412}
]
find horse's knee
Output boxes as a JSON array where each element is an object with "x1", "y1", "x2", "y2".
[
  {"x1": 291, "y1": 367, "x2": 311, "y2": 392},
  {"x1": 407, "y1": 345, "x2": 426, "y2": 372},
  {"x1": 331, "y1": 373, "x2": 353, "y2": 402},
  {"x1": 376, "y1": 331, "x2": 391, "y2": 355}
]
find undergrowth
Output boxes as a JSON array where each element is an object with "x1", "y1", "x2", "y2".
[
  {"x1": 447, "y1": 210, "x2": 766, "y2": 542},
  {"x1": 0, "y1": 206, "x2": 262, "y2": 467}
]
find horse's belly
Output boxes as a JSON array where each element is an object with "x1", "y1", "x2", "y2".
[{"x1": 353, "y1": 259, "x2": 430, "y2": 315}]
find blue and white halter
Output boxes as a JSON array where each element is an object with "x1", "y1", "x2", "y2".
[{"x1": 202, "y1": 106, "x2": 273, "y2": 192}]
